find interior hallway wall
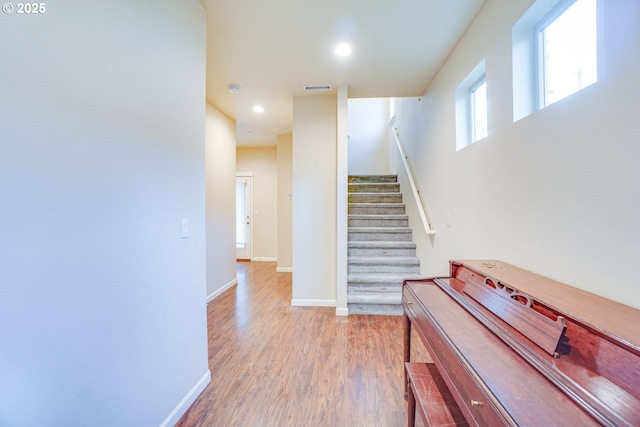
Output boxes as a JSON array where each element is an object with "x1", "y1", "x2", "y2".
[
  {"x1": 277, "y1": 133, "x2": 293, "y2": 272},
  {"x1": 394, "y1": 0, "x2": 640, "y2": 308},
  {"x1": 206, "y1": 104, "x2": 238, "y2": 301},
  {"x1": 236, "y1": 146, "x2": 278, "y2": 261},
  {"x1": 0, "y1": 1, "x2": 210, "y2": 425},
  {"x1": 292, "y1": 95, "x2": 338, "y2": 306}
]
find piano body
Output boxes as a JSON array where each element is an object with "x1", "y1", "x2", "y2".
[{"x1": 403, "y1": 260, "x2": 640, "y2": 426}]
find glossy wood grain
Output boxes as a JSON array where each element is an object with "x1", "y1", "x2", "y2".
[
  {"x1": 405, "y1": 363, "x2": 468, "y2": 427},
  {"x1": 405, "y1": 260, "x2": 640, "y2": 427},
  {"x1": 175, "y1": 261, "x2": 430, "y2": 427},
  {"x1": 452, "y1": 261, "x2": 640, "y2": 423},
  {"x1": 454, "y1": 260, "x2": 640, "y2": 348},
  {"x1": 405, "y1": 281, "x2": 603, "y2": 426}
]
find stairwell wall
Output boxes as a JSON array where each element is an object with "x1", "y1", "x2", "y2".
[
  {"x1": 347, "y1": 98, "x2": 392, "y2": 175},
  {"x1": 394, "y1": 0, "x2": 640, "y2": 309}
]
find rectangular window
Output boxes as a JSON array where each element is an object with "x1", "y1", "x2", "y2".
[
  {"x1": 537, "y1": 0, "x2": 597, "y2": 107},
  {"x1": 470, "y1": 77, "x2": 488, "y2": 142},
  {"x1": 512, "y1": 0, "x2": 599, "y2": 121},
  {"x1": 455, "y1": 59, "x2": 487, "y2": 150}
]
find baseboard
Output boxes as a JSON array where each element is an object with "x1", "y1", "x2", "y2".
[
  {"x1": 291, "y1": 299, "x2": 336, "y2": 307},
  {"x1": 207, "y1": 277, "x2": 237, "y2": 303},
  {"x1": 335, "y1": 307, "x2": 349, "y2": 316},
  {"x1": 276, "y1": 267, "x2": 292, "y2": 273},
  {"x1": 252, "y1": 257, "x2": 277, "y2": 262},
  {"x1": 159, "y1": 370, "x2": 211, "y2": 427}
]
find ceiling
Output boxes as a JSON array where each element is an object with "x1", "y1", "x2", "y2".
[{"x1": 201, "y1": 0, "x2": 487, "y2": 146}]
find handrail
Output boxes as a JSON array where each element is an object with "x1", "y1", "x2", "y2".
[{"x1": 389, "y1": 117, "x2": 435, "y2": 235}]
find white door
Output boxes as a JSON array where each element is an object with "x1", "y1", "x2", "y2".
[{"x1": 236, "y1": 176, "x2": 252, "y2": 260}]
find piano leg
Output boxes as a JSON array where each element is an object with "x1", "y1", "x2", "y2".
[
  {"x1": 406, "y1": 371, "x2": 416, "y2": 427},
  {"x1": 403, "y1": 312, "x2": 411, "y2": 400}
]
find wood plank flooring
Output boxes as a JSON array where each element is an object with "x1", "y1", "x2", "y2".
[{"x1": 175, "y1": 261, "x2": 430, "y2": 427}]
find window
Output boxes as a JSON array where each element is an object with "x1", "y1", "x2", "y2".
[
  {"x1": 537, "y1": 0, "x2": 597, "y2": 107},
  {"x1": 470, "y1": 77, "x2": 488, "y2": 142},
  {"x1": 512, "y1": 0, "x2": 599, "y2": 121},
  {"x1": 455, "y1": 59, "x2": 487, "y2": 150}
]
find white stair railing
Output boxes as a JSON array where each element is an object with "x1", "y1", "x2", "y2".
[{"x1": 389, "y1": 117, "x2": 435, "y2": 235}]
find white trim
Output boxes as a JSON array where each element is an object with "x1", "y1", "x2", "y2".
[
  {"x1": 206, "y1": 277, "x2": 237, "y2": 303},
  {"x1": 159, "y1": 370, "x2": 211, "y2": 427},
  {"x1": 276, "y1": 267, "x2": 292, "y2": 273},
  {"x1": 251, "y1": 257, "x2": 277, "y2": 262},
  {"x1": 291, "y1": 299, "x2": 336, "y2": 307},
  {"x1": 235, "y1": 174, "x2": 253, "y2": 260},
  {"x1": 335, "y1": 307, "x2": 349, "y2": 316}
]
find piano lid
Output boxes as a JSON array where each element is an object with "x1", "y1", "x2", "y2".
[{"x1": 456, "y1": 260, "x2": 640, "y2": 351}]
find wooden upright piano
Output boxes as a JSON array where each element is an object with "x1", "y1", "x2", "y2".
[{"x1": 403, "y1": 260, "x2": 640, "y2": 427}]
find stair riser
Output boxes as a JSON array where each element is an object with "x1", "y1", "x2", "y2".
[
  {"x1": 348, "y1": 247, "x2": 416, "y2": 257},
  {"x1": 348, "y1": 218, "x2": 409, "y2": 227},
  {"x1": 348, "y1": 183, "x2": 400, "y2": 193},
  {"x1": 348, "y1": 304, "x2": 403, "y2": 316},
  {"x1": 348, "y1": 264, "x2": 420, "y2": 274},
  {"x1": 348, "y1": 193, "x2": 403, "y2": 203},
  {"x1": 347, "y1": 292, "x2": 402, "y2": 305},
  {"x1": 348, "y1": 231, "x2": 412, "y2": 241},
  {"x1": 348, "y1": 206, "x2": 406, "y2": 215}
]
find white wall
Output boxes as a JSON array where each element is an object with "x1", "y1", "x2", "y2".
[
  {"x1": 292, "y1": 95, "x2": 338, "y2": 306},
  {"x1": 205, "y1": 104, "x2": 238, "y2": 300},
  {"x1": 0, "y1": 1, "x2": 210, "y2": 426},
  {"x1": 336, "y1": 86, "x2": 349, "y2": 315},
  {"x1": 237, "y1": 147, "x2": 278, "y2": 261},
  {"x1": 348, "y1": 98, "x2": 392, "y2": 175},
  {"x1": 277, "y1": 134, "x2": 293, "y2": 272},
  {"x1": 395, "y1": 0, "x2": 640, "y2": 308}
]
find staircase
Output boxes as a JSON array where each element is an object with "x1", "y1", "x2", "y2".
[{"x1": 347, "y1": 175, "x2": 421, "y2": 315}]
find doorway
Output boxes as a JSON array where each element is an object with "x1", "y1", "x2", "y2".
[{"x1": 236, "y1": 174, "x2": 252, "y2": 260}]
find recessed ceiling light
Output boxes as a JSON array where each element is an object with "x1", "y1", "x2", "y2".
[
  {"x1": 335, "y1": 42, "x2": 352, "y2": 57},
  {"x1": 228, "y1": 84, "x2": 241, "y2": 94},
  {"x1": 253, "y1": 105, "x2": 264, "y2": 114}
]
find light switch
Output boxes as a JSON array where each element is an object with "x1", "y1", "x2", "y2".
[{"x1": 181, "y1": 219, "x2": 189, "y2": 239}]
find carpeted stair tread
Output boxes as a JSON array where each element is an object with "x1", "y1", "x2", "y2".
[
  {"x1": 348, "y1": 256, "x2": 420, "y2": 265},
  {"x1": 347, "y1": 272, "x2": 422, "y2": 283},
  {"x1": 347, "y1": 174, "x2": 421, "y2": 316},
  {"x1": 348, "y1": 175, "x2": 398, "y2": 183},
  {"x1": 348, "y1": 241, "x2": 416, "y2": 248}
]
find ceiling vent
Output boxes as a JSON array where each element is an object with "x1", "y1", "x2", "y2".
[{"x1": 303, "y1": 84, "x2": 333, "y2": 92}]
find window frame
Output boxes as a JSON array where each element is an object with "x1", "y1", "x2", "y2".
[
  {"x1": 534, "y1": 0, "x2": 597, "y2": 108},
  {"x1": 469, "y1": 75, "x2": 488, "y2": 143},
  {"x1": 455, "y1": 58, "x2": 487, "y2": 151},
  {"x1": 512, "y1": 0, "x2": 601, "y2": 122}
]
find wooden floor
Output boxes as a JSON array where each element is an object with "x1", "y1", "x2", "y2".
[{"x1": 175, "y1": 261, "x2": 430, "y2": 427}]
